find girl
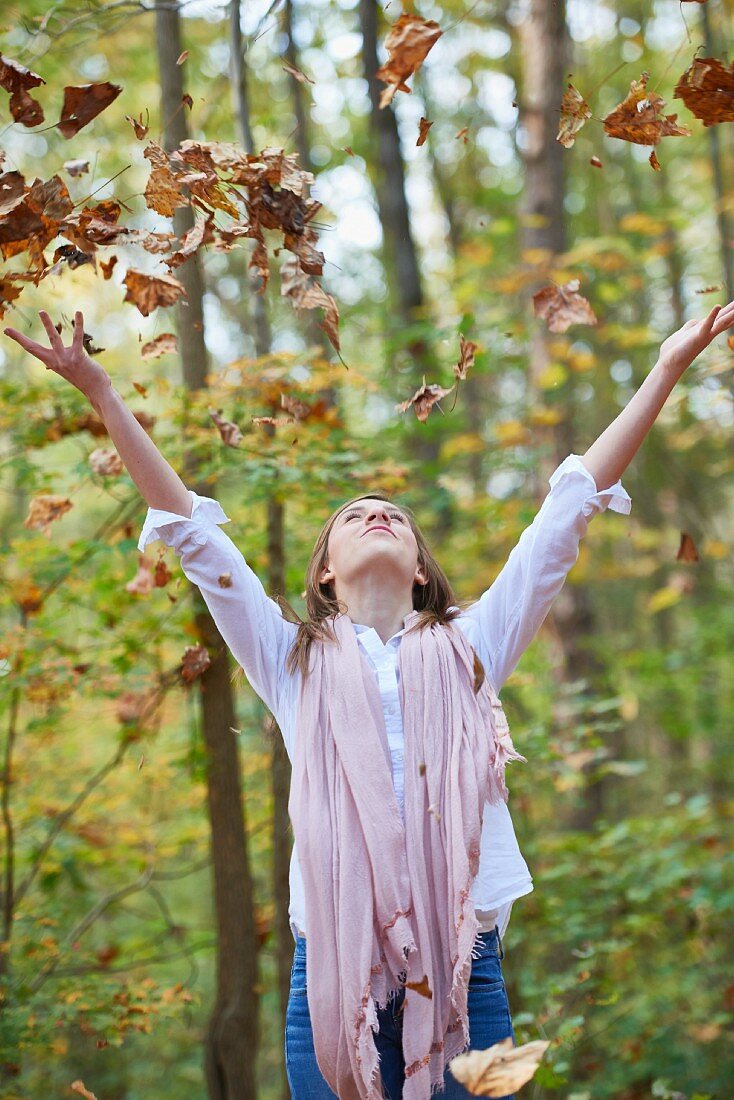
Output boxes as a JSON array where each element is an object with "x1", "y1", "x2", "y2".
[{"x1": 5, "y1": 303, "x2": 733, "y2": 1100}]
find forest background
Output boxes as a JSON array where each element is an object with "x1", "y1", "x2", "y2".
[{"x1": 0, "y1": 0, "x2": 732, "y2": 1098}]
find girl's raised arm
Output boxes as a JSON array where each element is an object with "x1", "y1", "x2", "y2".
[
  {"x1": 5, "y1": 310, "x2": 192, "y2": 516},
  {"x1": 4, "y1": 310, "x2": 296, "y2": 717}
]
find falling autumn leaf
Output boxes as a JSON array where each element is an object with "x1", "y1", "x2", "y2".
[
  {"x1": 590, "y1": 155, "x2": 603, "y2": 168},
  {"x1": 673, "y1": 55, "x2": 734, "y2": 126},
  {"x1": 557, "y1": 82, "x2": 592, "y2": 148},
  {"x1": 143, "y1": 141, "x2": 189, "y2": 217},
  {"x1": 676, "y1": 532, "x2": 700, "y2": 562},
  {"x1": 405, "y1": 974, "x2": 432, "y2": 998},
  {"x1": 99, "y1": 255, "x2": 118, "y2": 279},
  {"x1": 649, "y1": 149, "x2": 661, "y2": 170},
  {"x1": 0, "y1": 54, "x2": 46, "y2": 127},
  {"x1": 24, "y1": 494, "x2": 73, "y2": 536},
  {"x1": 141, "y1": 332, "x2": 178, "y2": 359},
  {"x1": 603, "y1": 72, "x2": 691, "y2": 148},
  {"x1": 125, "y1": 110, "x2": 150, "y2": 139},
  {"x1": 449, "y1": 1037, "x2": 551, "y2": 1097},
  {"x1": 218, "y1": 573, "x2": 233, "y2": 588},
  {"x1": 416, "y1": 117, "x2": 433, "y2": 146},
  {"x1": 182, "y1": 93, "x2": 193, "y2": 110},
  {"x1": 0, "y1": 276, "x2": 23, "y2": 318},
  {"x1": 455, "y1": 126, "x2": 469, "y2": 143},
  {"x1": 454, "y1": 334, "x2": 477, "y2": 381},
  {"x1": 209, "y1": 407, "x2": 243, "y2": 447},
  {"x1": 533, "y1": 278, "x2": 597, "y2": 333},
  {"x1": 176, "y1": 50, "x2": 189, "y2": 65},
  {"x1": 281, "y1": 392, "x2": 311, "y2": 420},
  {"x1": 376, "y1": 13, "x2": 443, "y2": 109},
  {"x1": 89, "y1": 448, "x2": 124, "y2": 477},
  {"x1": 125, "y1": 554, "x2": 156, "y2": 595},
  {"x1": 252, "y1": 415, "x2": 295, "y2": 428},
  {"x1": 181, "y1": 643, "x2": 211, "y2": 683},
  {"x1": 281, "y1": 255, "x2": 340, "y2": 353},
  {"x1": 165, "y1": 214, "x2": 215, "y2": 269},
  {"x1": 122, "y1": 269, "x2": 188, "y2": 316},
  {"x1": 282, "y1": 61, "x2": 315, "y2": 85},
  {"x1": 58, "y1": 82, "x2": 122, "y2": 138},
  {"x1": 63, "y1": 159, "x2": 89, "y2": 177},
  {"x1": 396, "y1": 377, "x2": 455, "y2": 422}
]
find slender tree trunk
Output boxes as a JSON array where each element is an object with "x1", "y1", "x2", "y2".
[
  {"x1": 155, "y1": 4, "x2": 259, "y2": 1096},
  {"x1": 230, "y1": 7, "x2": 291, "y2": 1097},
  {"x1": 518, "y1": 0, "x2": 617, "y2": 829}
]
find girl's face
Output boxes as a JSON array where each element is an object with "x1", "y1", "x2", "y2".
[{"x1": 318, "y1": 498, "x2": 427, "y2": 594}]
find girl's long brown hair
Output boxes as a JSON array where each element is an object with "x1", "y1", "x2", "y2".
[{"x1": 272, "y1": 492, "x2": 482, "y2": 688}]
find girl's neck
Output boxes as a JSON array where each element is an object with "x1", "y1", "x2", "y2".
[{"x1": 335, "y1": 584, "x2": 414, "y2": 645}]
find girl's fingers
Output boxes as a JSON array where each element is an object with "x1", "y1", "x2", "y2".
[
  {"x1": 38, "y1": 310, "x2": 64, "y2": 353},
  {"x1": 72, "y1": 311, "x2": 84, "y2": 352},
  {"x1": 3, "y1": 327, "x2": 53, "y2": 362}
]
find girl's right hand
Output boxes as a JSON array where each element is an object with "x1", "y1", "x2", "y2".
[{"x1": 4, "y1": 309, "x2": 112, "y2": 403}]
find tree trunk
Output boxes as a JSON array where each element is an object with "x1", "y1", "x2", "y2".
[
  {"x1": 518, "y1": 0, "x2": 617, "y2": 829},
  {"x1": 230, "y1": 7, "x2": 292, "y2": 1098},
  {"x1": 154, "y1": 4, "x2": 259, "y2": 1097}
]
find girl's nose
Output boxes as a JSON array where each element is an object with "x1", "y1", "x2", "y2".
[{"x1": 366, "y1": 507, "x2": 390, "y2": 523}]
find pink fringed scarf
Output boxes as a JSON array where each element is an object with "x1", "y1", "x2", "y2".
[{"x1": 288, "y1": 611, "x2": 526, "y2": 1100}]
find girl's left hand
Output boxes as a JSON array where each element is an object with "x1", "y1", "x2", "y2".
[{"x1": 658, "y1": 299, "x2": 734, "y2": 379}]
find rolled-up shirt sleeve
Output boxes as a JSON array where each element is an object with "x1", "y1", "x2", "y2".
[
  {"x1": 138, "y1": 491, "x2": 297, "y2": 716},
  {"x1": 463, "y1": 453, "x2": 632, "y2": 693}
]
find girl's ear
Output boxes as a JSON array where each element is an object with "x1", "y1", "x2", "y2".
[
  {"x1": 319, "y1": 563, "x2": 334, "y2": 585},
  {"x1": 414, "y1": 563, "x2": 428, "y2": 587}
]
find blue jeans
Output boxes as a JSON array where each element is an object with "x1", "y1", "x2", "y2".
[{"x1": 285, "y1": 926, "x2": 516, "y2": 1099}]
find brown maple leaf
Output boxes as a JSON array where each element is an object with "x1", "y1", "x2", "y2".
[
  {"x1": 123, "y1": 269, "x2": 188, "y2": 316},
  {"x1": 416, "y1": 117, "x2": 433, "y2": 146},
  {"x1": 533, "y1": 278, "x2": 597, "y2": 333},
  {"x1": 63, "y1": 159, "x2": 89, "y2": 177},
  {"x1": 449, "y1": 1037, "x2": 551, "y2": 1097},
  {"x1": 376, "y1": 14, "x2": 443, "y2": 109},
  {"x1": 24, "y1": 494, "x2": 73, "y2": 537},
  {"x1": 141, "y1": 333, "x2": 177, "y2": 359},
  {"x1": 0, "y1": 54, "x2": 46, "y2": 127},
  {"x1": 557, "y1": 83, "x2": 592, "y2": 148},
  {"x1": 603, "y1": 72, "x2": 691, "y2": 146},
  {"x1": 209, "y1": 407, "x2": 243, "y2": 447},
  {"x1": 143, "y1": 141, "x2": 189, "y2": 217},
  {"x1": 58, "y1": 82, "x2": 122, "y2": 139},
  {"x1": 673, "y1": 55, "x2": 734, "y2": 127},
  {"x1": 454, "y1": 334, "x2": 477, "y2": 381},
  {"x1": 181, "y1": 643, "x2": 211, "y2": 683},
  {"x1": 396, "y1": 378, "x2": 455, "y2": 422}
]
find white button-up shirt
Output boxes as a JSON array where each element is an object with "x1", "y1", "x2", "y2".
[{"x1": 138, "y1": 454, "x2": 631, "y2": 943}]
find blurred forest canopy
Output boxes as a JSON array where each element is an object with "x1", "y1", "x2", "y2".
[{"x1": 0, "y1": 0, "x2": 733, "y2": 1097}]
